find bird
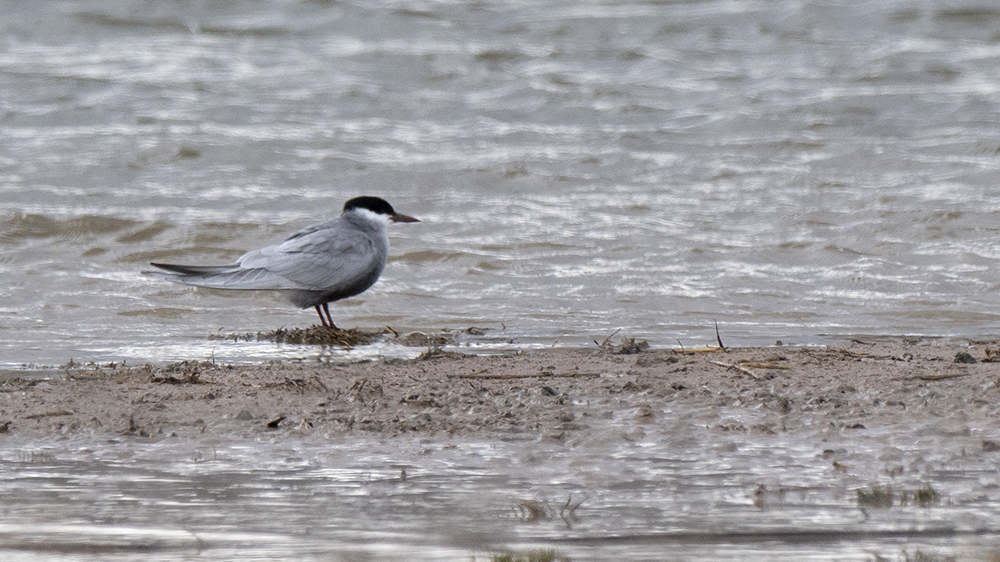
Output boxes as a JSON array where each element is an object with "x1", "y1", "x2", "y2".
[{"x1": 146, "y1": 196, "x2": 419, "y2": 330}]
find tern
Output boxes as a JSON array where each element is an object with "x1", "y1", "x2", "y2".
[{"x1": 147, "y1": 196, "x2": 419, "y2": 329}]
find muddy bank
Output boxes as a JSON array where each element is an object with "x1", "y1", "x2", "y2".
[
  {"x1": 5, "y1": 338, "x2": 1000, "y2": 561},
  {"x1": 3, "y1": 339, "x2": 1000, "y2": 445}
]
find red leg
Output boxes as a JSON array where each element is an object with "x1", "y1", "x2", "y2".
[
  {"x1": 321, "y1": 303, "x2": 338, "y2": 330},
  {"x1": 314, "y1": 305, "x2": 328, "y2": 328}
]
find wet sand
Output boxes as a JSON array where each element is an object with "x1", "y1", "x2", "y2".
[
  {"x1": 3, "y1": 338, "x2": 1000, "y2": 446},
  {"x1": 5, "y1": 338, "x2": 1000, "y2": 560}
]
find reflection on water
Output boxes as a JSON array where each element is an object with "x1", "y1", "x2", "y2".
[{"x1": 2, "y1": 408, "x2": 999, "y2": 561}]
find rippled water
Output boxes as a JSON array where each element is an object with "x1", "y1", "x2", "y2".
[
  {"x1": 4, "y1": 1, "x2": 1000, "y2": 367},
  {"x1": 3, "y1": 402, "x2": 1000, "y2": 561},
  {"x1": 3, "y1": 4, "x2": 1000, "y2": 555}
]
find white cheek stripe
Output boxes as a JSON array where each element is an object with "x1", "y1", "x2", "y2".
[{"x1": 354, "y1": 208, "x2": 392, "y2": 226}]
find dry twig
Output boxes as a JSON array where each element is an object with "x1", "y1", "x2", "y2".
[{"x1": 711, "y1": 361, "x2": 762, "y2": 380}]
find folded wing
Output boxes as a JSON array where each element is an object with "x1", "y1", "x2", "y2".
[{"x1": 147, "y1": 219, "x2": 384, "y2": 294}]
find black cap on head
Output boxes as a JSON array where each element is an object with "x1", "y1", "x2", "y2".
[{"x1": 343, "y1": 196, "x2": 396, "y2": 216}]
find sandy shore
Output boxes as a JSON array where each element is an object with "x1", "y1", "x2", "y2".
[{"x1": 3, "y1": 338, "x2": 1000, "y2": 445}]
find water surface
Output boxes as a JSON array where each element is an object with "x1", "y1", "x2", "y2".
[
  {"x1": 4, "y1": 0, "x2": 1000, "y2": 367},
  {"x1": 3, "y1": 406, "x2": 999, "y2": 561}
]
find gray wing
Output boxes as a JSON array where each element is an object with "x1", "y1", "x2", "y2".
[
  {"x1": 148, "y1": 219, "x2": 385, "y2": 292},
  {"x1": 236, "y1": 219, "x2": 385, "y2": 291},
  {"x1": 146, "y1": 263, "x2": 304, "y2": 290}
]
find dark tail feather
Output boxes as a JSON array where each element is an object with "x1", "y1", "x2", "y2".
[{"x1": 149, "y1": 262, "x2": 239, "y2": 276}]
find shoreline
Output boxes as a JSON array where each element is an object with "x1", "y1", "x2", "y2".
[{"x1": 2, "y1": 338, "x2": 999, "y2": 442}]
